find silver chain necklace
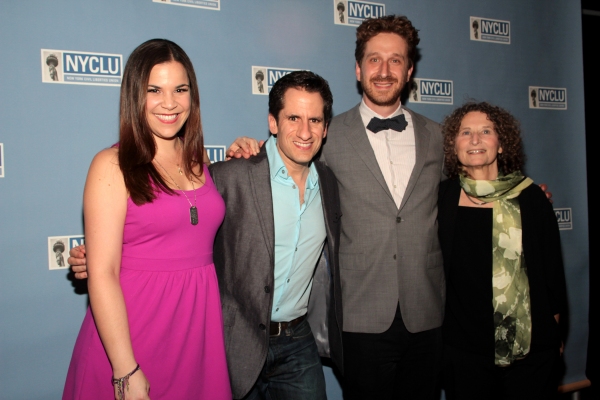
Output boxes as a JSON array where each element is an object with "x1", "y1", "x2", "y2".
[{"x1": 154, "y1": 158, "x2": 199, "y2": 225}]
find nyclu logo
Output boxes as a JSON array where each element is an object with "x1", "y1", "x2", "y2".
[
  {"x1": 408, "y1": 78, "x2": 453, "y2": 105},
  {"x1": 152, "y1": 0, "x2": 220, "y2": 11},
  {"x1": 470, "y1": 17, "x2": 510, "y2": 44},
  {"x1": 252, "y1": 66, "x2": 301, "y2": 95},
  {"x1": 41, "y1": 49, "x2": 123, "y2": 86},
  {"x1": 48, "y1": 235, "x2": 84, "y2": 270},
  {"x1": 206, "y1": 146, "x2": 226, "y2": 163},
  {"x1": 554, "y1": 208, "x2": 572, "y2": 230},
  {"x1": 334, "y1": 1, "x2": 385, "y2": 26},
  {"x1": 529, "y1": 86, "x2": 567, "y2": 110},
  {"x1": 0, "y1": 143, "x2": 4, "y2": 178}
]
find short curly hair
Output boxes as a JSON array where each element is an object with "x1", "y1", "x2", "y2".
[
  {"x1": 355, "y1": 15, "x2": 420, "y2": 68},
  {"x1": 442, "y1": 102, "x2": 525, "y2": 179}
]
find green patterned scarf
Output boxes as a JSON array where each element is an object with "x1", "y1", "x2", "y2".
[{"x1": 459, "y1": 171, "x2": 534, "y2": 366}]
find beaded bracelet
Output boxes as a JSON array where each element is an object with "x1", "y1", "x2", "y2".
[{"x1": 112, "y1": 364, "x2": 140, "y2": 400}]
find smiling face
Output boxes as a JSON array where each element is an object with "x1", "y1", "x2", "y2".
[
  {"x1": 145, "y1": 61, "x2": 191, "y2": 140},
  {"x1": 455, "y1": 111, "x2": 503, "y2": 179},
  {"x1": 268, "y1": 88, "x2": 327, "y2": 174},
  {"x1": 356, "y1": 32, "x2": 413, "y2": 116}
]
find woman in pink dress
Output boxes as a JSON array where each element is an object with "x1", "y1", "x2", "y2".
[{"x1": 63, "y1": 39, "x2": 231, "y2": 400}]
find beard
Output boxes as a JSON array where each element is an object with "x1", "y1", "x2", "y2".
[{"x1": 361, "y1": 75, "x2": 406, "y2": 107}]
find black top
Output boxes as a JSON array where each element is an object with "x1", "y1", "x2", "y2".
[
  {"x1": 443, "y1": 207, "x2": 495, "y2": 356},
  {"x1": 438, "y1": 178, "x2": 567, "y2": 359}
]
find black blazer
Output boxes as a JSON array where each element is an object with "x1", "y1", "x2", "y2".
[
  {"x1": 437, "y1": 178, "x2": 567, "y2": 354},
  {"x1": 209, "y1": 147, "x2": 343, "y2": 399}
]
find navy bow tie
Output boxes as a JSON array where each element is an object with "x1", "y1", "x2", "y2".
[{"x1": 367, "y1": 114, "x2": 408, "y2": 133}]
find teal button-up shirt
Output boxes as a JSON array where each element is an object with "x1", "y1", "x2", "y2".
[{"x1": 265, "y1": 137, "x2": 326, "y2": 322}]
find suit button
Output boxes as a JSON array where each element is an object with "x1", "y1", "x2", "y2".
[
  {"x1": 396, "y1": 217, "x2": 401, "y2": 223},
  {"x1": 393, "y1": 254, "x2": 397, "y2": 260},
  {"x1": 264, "y1": 286, "x2": 270, "y2": 293},
  {"x1": 259, "y1": 324, "x2": 266, "y2": 330}
]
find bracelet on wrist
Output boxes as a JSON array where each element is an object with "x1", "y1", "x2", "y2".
[{"x1": 112, "y1": 363, "x2": 140, "y2": 400}]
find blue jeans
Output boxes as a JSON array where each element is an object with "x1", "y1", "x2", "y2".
[{"x1": 243, "y1": 318, "x2": 326, "y2": 400}]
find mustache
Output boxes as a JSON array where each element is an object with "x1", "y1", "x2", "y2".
[{"x1": 370, "y1": 76, "x2": 398, "y2": 83}]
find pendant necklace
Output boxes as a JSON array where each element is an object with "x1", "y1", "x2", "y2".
[
  {"x1": 155, "y1": 158, "x2": 199, "y2": 225},
  {"x1": 464, "y1": 190, "x2": 486, "y2": 206}
]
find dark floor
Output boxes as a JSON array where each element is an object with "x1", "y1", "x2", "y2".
[{"x1": 558, "y1": 385, "x2": 596, "y2": 399}]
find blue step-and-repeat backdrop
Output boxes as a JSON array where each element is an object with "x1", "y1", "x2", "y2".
[{"x1": 0, "y1": 1, "x2": 589, "y2": 398}]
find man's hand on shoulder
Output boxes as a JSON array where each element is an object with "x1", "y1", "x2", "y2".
[
  {"x1": 68, "y1": 244, "x2": 88, "y2": 279},
  {"x1": 226, "y1": 137, "x2": 264, "y2": 160},
  {"x1": 539, "y1": 183, "x2": 553, "y2": 204}
]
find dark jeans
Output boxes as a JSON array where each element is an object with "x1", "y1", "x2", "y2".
[
  {"x1": 443, "y1": 344, "x2": 561, "y2": 400},
  {"x1": 243, "y1": 318, "x2": 326, "y2": 400},
  {"x1": 342, "y1": 306, "x2": 443, "y2": 400}
]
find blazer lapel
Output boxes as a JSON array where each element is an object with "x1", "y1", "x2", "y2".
[
  {"x1": 249, "y1": 149, "x2": 275, "y2": 261},
  {"x1": 399, "y1": 107, "x2": 431, "y2": 212},
  {"x1": 342, "y1": 105, "x2": 394, "y2": 202},
  {"x1": 314, "y1": 161, "x2": 339, "y2": 245}
]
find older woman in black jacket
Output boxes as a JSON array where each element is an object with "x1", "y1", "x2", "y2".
[{"x1": 438, "y1": 102, "x2": 567, "y2": 399}]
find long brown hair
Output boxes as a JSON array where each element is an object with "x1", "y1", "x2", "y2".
[{"x1": 119, "y1": 39, "x2": 204, "y2": 205}]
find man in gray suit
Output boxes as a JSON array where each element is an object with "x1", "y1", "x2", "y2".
[
  {"x1": 68, "y1": 71, "x2": 343, "y2": 400},
  {"x1": 324, "y1": 16, "x2": 443, "y2": 399},
  {"x1": 210, "y1": 71, "x2": 342, "y2": 399},
  {"x1": 230, "y1": 15, "x2": 444, "y2": 400}
]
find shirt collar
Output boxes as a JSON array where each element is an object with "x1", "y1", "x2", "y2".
[{"x1": 265, "y1": 136, "x2": 319, "y2": 188}]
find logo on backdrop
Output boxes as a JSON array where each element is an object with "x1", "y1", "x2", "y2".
[
  {"x1": 333, "y1": 0, "x2": 385, "y2": 26},
  {"x1": 152, "y1": 0, "x2": 220, "y2": 10},
  {"x1": 554, "y1": 208, "x2": 572, "y2": 230},
  {"x1": 48, "y1": 235, "x2": 84, "y2": 270},
  {"x1": 205, "y1": 145, "x2": 226, "y2": 163},
  {"x1": 470, "y1": 17, "x2": 510, "y2": 44},
  {"x1": 0, "y1": 143, "x2": 4, "y2": 178},
  {"x1": 529, "y1": 86, "x2": 567, "y2": 110},
  {"x1": 408, "y1": 78, "x2": 453, "y2": 105},
  {"x1": 41, "y1": 49, "x2": 123, "y2": 86},
  {"x1": 252, "y1": 66, "x2": 301, "y2": 95}
]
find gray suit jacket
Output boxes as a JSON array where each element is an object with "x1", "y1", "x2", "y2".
[
  {"x1": 321, "y1": 104, "x2": 445, "y2": 334},
  {"x1": 209, "y1": 147, "x2": 343, "y2": 399}
]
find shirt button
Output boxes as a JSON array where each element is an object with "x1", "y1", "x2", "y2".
[
  {"x1": 287, "y1": 279, "x2": 290, "y2": 283},
  {"x1": 264, "y1": 286, "x2": 270, "y2": 293},
  {"x1": 393, "y1": 254, "x2": 397, "y2": 260},
  {"x1": 396, "y1": 217, "x2": 401, "y2": 223},
  {"x1": 390, "y1": 161, "x2": 393, "y2": 164},
  {"x1": 293, "y1": 185, "x2": 296, "y2": 189},
  {"x1": 276, "y1": 308, "x2": 279, "y2": 312},
  {"x1": 259, "y1": 324, "x2": 266, "y2": 330},
  {"x1": 281, "y1": 170, "x2": 286, "y2": 175}
]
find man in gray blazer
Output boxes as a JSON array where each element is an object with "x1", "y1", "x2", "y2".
[
  {"x1": 323, "y1": 15, "x2": 444, "y2": 399},
  {"x1": 229, "y1": 15, "x2": 443, "y2": 400},
  {"x1": 210, "y1": 71, "x2": 342, "y2": 399}
]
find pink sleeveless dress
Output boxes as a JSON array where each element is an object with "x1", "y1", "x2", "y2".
[{"x1": 63, "y1": 165, "x2": 231, "y2": 399}]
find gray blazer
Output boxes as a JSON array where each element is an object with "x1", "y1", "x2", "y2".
[
  {"x1": 321, "y1": 104, "x2": 445, "y2": 334},
  {"x1": 209, "y1": 148, "x2": 343, "y2": 399}
]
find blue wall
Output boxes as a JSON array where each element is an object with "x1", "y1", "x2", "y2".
[{"x1": 0, "y1": 1, "x2": 588, "y2": 398}]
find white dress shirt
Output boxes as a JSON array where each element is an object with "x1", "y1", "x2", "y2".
[{"x1": 359, "y1": 100, "x2": 416, "y2": 208}]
